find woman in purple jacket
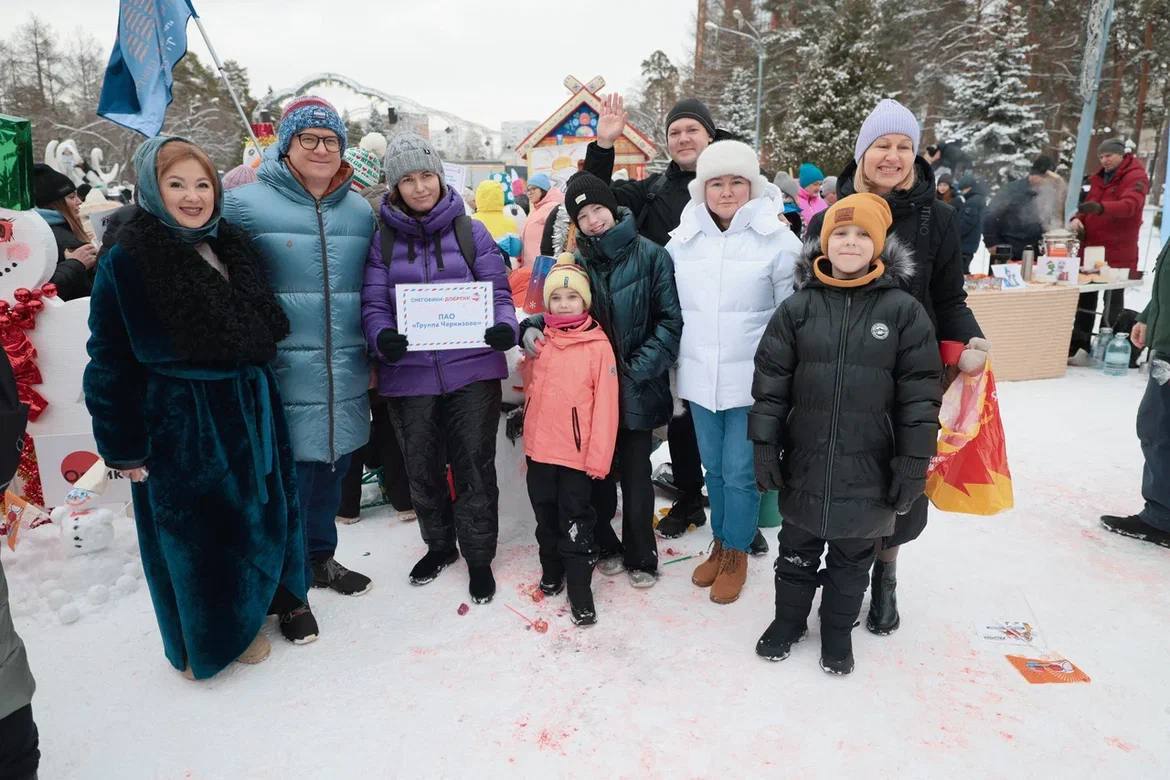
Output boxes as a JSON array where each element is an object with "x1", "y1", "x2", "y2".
[{"x1": 361, "y1": 134, "x2": 518, "y2": 605}]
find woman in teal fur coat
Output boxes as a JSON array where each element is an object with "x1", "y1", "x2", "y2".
[{"x1": 83, "y1": 136, "x2": 311, "y2": 679}]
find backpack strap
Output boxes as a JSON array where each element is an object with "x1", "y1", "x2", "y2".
[
  {"x1": 379, "y1": 219, "x2": 397, "y2": 269},
  {"x1": 635, "y1": 173, "x2": 670, "y2": 232},
  {"x1": 453, "y1": 214, "x2": 478, "y2": 276}
]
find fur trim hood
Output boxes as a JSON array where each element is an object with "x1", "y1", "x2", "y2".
[{"x1": 794, "y1": 233, "x2": 915, "y2": 291}]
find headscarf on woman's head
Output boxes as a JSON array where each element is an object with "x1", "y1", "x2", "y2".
[{"x1": 132, "y1": 135, "x2": 222, "y2": 244}]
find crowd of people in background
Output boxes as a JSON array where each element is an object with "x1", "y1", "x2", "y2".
[{"x1": 3, "y1": 74, "x2": 1167, "y2": 777}]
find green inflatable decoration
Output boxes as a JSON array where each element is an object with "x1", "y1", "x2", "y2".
[{"x1": 0, "y1": 115, "x2": 34, "y2": 211}]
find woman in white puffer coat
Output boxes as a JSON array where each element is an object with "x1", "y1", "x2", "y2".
[{"x1": 666, "y1": 140, "x2": 800, "y2": 605}]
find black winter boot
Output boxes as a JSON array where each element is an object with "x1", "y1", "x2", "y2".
[
  {"x1": 469, "y1": 565, "x2": 496, "y2": 604},
  {"x1": 756, "y1": 577, "x2": 816, "y2": 661},
  {"x1": 409, "y1": 548, "x2": 459, "y2": 586},
  {"x1": 749, "y1": 529, "x2": 769, "y2": 556},
  {"x1": 866, "y1": 559, "x2": 900, "y2": 635},
  {"x1": 565, "y1": 560, "x2": 597, "y2": 626},
  {"x1": 819, "y1": 583, "x2": 864, "y2": 675},
  {"x1": 656, "y1": 493, "x2": 707, "y2": 538}
]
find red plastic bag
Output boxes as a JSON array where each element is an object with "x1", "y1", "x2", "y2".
[{"x1": 925, "y1": 360, "x2": 1014, "y2": 515}]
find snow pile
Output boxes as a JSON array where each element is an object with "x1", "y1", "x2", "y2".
[
  {"x1": 7, "y1": 368, "x2": 1170, "y2": 777},
  {"x1": 4, "y1": 505, "x2": 142, "y2": 627}
]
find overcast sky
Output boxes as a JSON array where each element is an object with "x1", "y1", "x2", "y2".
[{"x1": 9, "y1": 0, "x2": 696, "y2": 129}]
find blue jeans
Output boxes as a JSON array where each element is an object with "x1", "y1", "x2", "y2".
[
  {"x1": 296, "y1": 453, "x2": 354, "y2": 576},
  {"x1": 690, "y1": 403, "x2": 760, "y2": 552},
  {"x1": 1137, "y1": 372, "x2": 1170, "y2": 532}
]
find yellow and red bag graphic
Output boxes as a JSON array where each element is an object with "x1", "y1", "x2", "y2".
[{"x1": 925, "y1": 361, "x2": 1014, "y2": 515}]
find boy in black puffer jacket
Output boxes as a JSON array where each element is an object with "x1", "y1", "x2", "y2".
[
  {"x1": 750, "y1": 194, "x2": 942, "y2": 674},
  {"x1": 521, "y1": 172, "x2": 683, "y2": 588}
]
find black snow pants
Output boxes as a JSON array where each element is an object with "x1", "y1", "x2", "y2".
[
  {"x1": 338, "y1": 392, "x2": 413, "y2": 518},
  {"x1": 526, "y1": 459, "x2": 597, "y2": 579},
  {"x1": 591, "y1": 428, "x2": 659, "y2": 573},
  {"x1": 386, "y1": 380, "x2": 502, "y2": 566}
]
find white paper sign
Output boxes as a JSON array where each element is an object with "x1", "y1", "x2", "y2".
[
  {"x1": 32, "y1": 432, "x2": 134, "y2": 506},
  {"x1": 975, "y1": 620, "x2": 1043, "y2": 647},
  {"x1": 396, "y1": 282, "x2": 493, "y2": 351},
  {"x1": 442, "y1": 162, "x2": 468, "y2": 194},
  {"x1": 990, "y1": 263, "x2": 1026, "y2": 290},
  {"x1": 89, "y1": 211, "x2": 116, "y2": 246}
]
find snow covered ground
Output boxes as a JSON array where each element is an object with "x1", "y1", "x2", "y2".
[{"x1": 6, "y1": 360, "x2": 1169, "y2": 778}]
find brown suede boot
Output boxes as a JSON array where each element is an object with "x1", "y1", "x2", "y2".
[
  {"x1": 691, "y1": 540, "x2": 724, "y2": 587},
  {"x1": 710, "y1": 549, "x2": 748, "y2": 604}
]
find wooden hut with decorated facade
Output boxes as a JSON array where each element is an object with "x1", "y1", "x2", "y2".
[{"x1": 514, "y1": 75, "x2": 657, "y2": 189}]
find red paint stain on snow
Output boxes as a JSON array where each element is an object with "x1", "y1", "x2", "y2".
[
  {"x1": 410, "y1": 646, "x2": 438, "y2": 656},
  {"x1": 537, "y1": 729, "x2": 565, "y2": 752},
  {"x1": 1105, "y1": 737, "x2": 1135, "y2": 752},
  {"x1": 1000, "y1": 731, "x2": 1015, "y2": 741},
  {"x1": 1081, "y1": 529, "x2": 1103, "y2": 541}
]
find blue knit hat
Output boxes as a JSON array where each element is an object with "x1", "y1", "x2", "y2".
[
  {"x1": 527, "y1": 173, "x2": 552, "y2": 193},
  {"x1": 277, "y1": 96, "x2": 347, "y2": 156},
  {"x1": 854, "y1": 99, "x2": 921, "y2": 163},
  {"x1": 798, "y1": 163, "x2": 824, "y2": 188}
]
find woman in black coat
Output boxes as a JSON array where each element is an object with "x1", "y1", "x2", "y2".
[
  {"x1": 31, "y1": 164, "x2": 97, "y2": 300},
  {"x1": 808, "y1": 99, "x2": 988, "y2": 636}
]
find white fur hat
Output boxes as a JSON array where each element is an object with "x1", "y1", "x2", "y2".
[{"x1": 688, "y1": 140, "x2": 768, "y2": 202}]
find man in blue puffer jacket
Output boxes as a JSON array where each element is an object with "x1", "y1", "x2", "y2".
[{"x1": 224, "y1": 96, "x2": 375, "y2": 602}]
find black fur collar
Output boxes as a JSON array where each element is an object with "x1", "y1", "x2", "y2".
[{"x1": 115, "y1": 211, "x2": 290, "y2": 365}]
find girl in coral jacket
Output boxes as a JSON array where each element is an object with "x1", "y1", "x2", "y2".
[{"x1": 523, "y1": 257, "x2": 619, "y2": 626}]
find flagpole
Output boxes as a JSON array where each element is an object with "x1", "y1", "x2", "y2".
[{"x1": 189, "y1": 14, "x2": 261, "y2": 152}]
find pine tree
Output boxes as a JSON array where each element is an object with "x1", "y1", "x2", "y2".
[
  {"x1": 936, "y1": 1, "x2": 1049, "y2": 184},
  {"x1": 775, "y1": 0, "x2": 892, "y2": 175},
  {"x1": 718, "y1": 66, "x2": 759, "y2": 145}
]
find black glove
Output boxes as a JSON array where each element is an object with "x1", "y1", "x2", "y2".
[
  {"x1": 1077, "y1": 200, "x2": 1104, "y2": 216},
  {"x1": 376, "y1": 328, "x2": 409, "y2": 363},
  {"x1": 753, "y1": 443, "x2": 784, "y2": 492},
  {"x1": 484, "y1": 323, "x2": 515, "y2": 352},
  {"x1": 887, "y1": 456, "x2": 930, "y2": 514}
]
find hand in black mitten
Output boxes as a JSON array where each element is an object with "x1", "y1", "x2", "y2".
[
  {"x1": 887, "y1": 456, "x2": 930, "y2": 514},
  {"x1": 753, "y1": 443, "x2": 784, "y2": 492},
  {"x1": 376, "y1": 328, "x2": 409, "y2": 364},
  {"x1": 484, "y1": 323, "x2": 515, "y2": 352},
  {"x1": 1077, "y1": 200, "x2": 1104, "y2": 216}
]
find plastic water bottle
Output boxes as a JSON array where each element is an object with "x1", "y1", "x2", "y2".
[
  {"x1": 1091, "y1": 327, "x2": 1113, "y2": 367},
  {"x1": 1103, "y1": 333, "x2": 1131, "y2": 376}
]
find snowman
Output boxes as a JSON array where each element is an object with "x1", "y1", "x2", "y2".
[{"x1": 51, "y1": 487, "x2": 116, "y2": 556}]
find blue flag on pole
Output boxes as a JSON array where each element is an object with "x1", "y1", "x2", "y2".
[{"x1": 97, "y1": 0, "x2": 197, "y2": 137}]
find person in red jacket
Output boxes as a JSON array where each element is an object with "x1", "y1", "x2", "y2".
[{"x1": 1069, "y1": 138, "x2": 1151, "y2": 355}]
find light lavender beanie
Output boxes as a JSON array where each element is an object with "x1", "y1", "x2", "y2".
[{"x1": 854, "y1": 99, "x2": 921, "y2": 163}]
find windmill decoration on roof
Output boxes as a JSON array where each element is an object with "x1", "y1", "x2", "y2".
[{"x1": 515, "y1": 75, "x2": 657, "y2": 187}]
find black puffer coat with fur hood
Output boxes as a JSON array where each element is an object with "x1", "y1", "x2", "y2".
[{"x1": 749, "y1": 236, "x2": 942, "y2": 540}]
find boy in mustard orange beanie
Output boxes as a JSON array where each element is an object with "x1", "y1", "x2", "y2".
[{"x1": 749, "y1": 193, "x2": 943, "y2": 675}]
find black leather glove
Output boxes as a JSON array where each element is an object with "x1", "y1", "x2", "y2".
[
  {"x1": 1077, "y1": 200, "x2": 1104, "y2": 216},
  {"x1": 753, "y1": 443, "x2": 783, "y2": 492},
  {"x1": 888, "y1": 456, "x2": 930, "y2": 514},
  {"x1": 376, "y1": 328, "x2": 409, "y2": 363},
  {"x1": 484, "y1": 323, "x2": 515, "y2": 352}
]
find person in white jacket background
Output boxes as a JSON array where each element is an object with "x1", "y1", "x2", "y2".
[{"x1": 666, "y1": 140, "x2": 800, "y2": 605}]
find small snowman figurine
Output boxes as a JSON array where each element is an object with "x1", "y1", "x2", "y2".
[{"x1": 52, "y1": 487, "x2": 115, "y2": 556}]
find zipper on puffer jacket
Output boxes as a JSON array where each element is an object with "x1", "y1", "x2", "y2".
[
  {"x1": 571, "y1": 407, "x2": 581, "y2": 452},
  {"x1": 315, "y1": 200, "x2": 336, "y2": 468},
  {"x1": 821, "y1": 292, "x2": 852, "y2": 537}
]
